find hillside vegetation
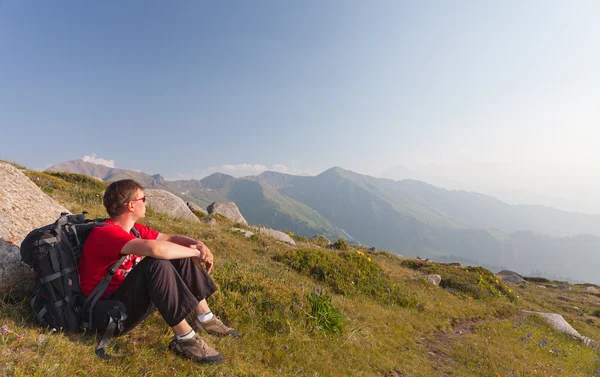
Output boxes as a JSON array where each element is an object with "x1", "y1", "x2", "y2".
[{"x1": 3, "y1": 170, "x2": 600, "y2": 376}]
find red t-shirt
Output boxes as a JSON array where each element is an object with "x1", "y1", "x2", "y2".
[{"x1": 79, "y1": 220, "x2": 159, "y2": 297}]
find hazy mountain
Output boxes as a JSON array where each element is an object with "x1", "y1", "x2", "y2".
[
  {"x1": 47, "y1": 159, "x2": 600, "y2": 282},
  {"x1": 47, "y1": 159, "x2": 168, "y2": 188}
]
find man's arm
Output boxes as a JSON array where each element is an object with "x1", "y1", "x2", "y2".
[
  {"x1": 121, "y1": 239, "x2": 201, "y2": 260},
  {"x1": 156, "y1": 233, "x2": 214, "y2": 273}
]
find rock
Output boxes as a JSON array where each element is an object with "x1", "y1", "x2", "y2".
[
  {"x1": 555, "y1": 285, "x2": 571, "y2": 291},
  {"x1": 440, "y1": 262, "x2": 462, "y2": 267},
  {"x1": 558, "y1": 296, "x2": 569, "y2": 302},
  {"x1": 587, "y1": 286, "x2": 599, "y2": 293},
  {"x1": 186, "y1": 201, "x2": 205, "y2": 213},
  {"x1": 231, "y1": 227, "x2": 254, "y2": 238},
  {"x1": 255, "y1": 227, "x2": 296, "y2": 246},
  {"x1": 0, "y1": 240, "x2": 36, "y2": 296},
  {"x1": 207, "y1": 202, "x2": 247, "y2": 225},
  {"x1": 368, "y1": 246, "x2": 379, "y2": 253},
  {"x1": 497, "y1": 270, "x2": 521, "y2": 277},
  {"x1": 0, "y1": 162, "x2": 69, "y2": 246},
  {"x1": 424, "y1": 274, "x2": 441, "y2": 286},
  {"x1": 0, "y1": 162, "x2": 69, "y2": 296},
  {"x1": 522, "y1": 310, "x2": 598, "y2": 348},
  {"x1": 500, "y1": 274, "x2": 527, "y2": 284},
  {"x1": 145, "y1": 189, "x2": 199, "y2": 222},
  {"x1": 309, "y1": 235, "x2": 330, "y2": 247},
  {"x1": 199, "y1": 217, "x2": 217, "y2": 225},
  {"x1": 536, "y1": 285, "x2": 547, "y2": 289}
]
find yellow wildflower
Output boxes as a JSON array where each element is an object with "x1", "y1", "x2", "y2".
[{"x1": 368, "y1": 257, "x2": 372, "y2": 262}]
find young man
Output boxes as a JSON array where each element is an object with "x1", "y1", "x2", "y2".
[{"x1": 78, "y1": 179, "x2": 236, "y2": 364}]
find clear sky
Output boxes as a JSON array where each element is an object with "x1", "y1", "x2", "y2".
[{"x1": 1, "y1": 1, "x2": 599, "y2": 212}]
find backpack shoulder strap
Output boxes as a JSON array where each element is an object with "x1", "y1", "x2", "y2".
[{"x1": 84, "y1": 224, "x2": 143, "y2": 359}]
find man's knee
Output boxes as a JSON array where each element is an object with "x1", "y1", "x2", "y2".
[{"x1": 145, "y1": 257, "x2": 177, "y2": 274}]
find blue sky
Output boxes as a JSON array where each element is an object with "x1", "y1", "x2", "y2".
[{"x1": 1, "y1": 1, "x2": 599, "y2": 211}]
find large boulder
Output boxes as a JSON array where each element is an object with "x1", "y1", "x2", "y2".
[
  {"x1": 145, "y1": 189, "x2": 199, "y2": 222},
  {"x1": 0, "y1": 240, "x2": 36, "y2": 296},
  {"x1": 0, "y1": 162, "x2": 69, "y2": 296},
  {"x1": 207, "y1": 202, "x2": 247, "y2": 225},
  {"x1": 424, "y1": 274, "x2": 442, "y2": 286},
  {"x1": 255, "y1": 227, "x2": 296, "y2": 246},
  {"x1": 186, "y1": 201, "x2": 205, "y2": 214},
  {"x1": 522, "y1": 311, "x2": 598, "y2": 348},
  {"x1": 0, "y1": 162, "x2": 69, "y2": 245}
]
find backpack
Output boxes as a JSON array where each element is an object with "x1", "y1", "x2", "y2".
[{"x1": 20, "y1": 212, "x2": 139, "y2": 359}]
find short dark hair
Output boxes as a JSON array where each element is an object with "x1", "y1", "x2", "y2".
[{"x1": 103, "y1": 179, "x2": 144, "y2": 217}]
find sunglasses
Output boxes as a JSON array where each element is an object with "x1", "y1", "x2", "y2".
[{"x1": 126, "y1": 196, "x2": 146, "y2": 205}]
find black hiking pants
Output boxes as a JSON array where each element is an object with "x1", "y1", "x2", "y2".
[{"x1": 108, "y1": 257, "x2": 218, "y2": 334}]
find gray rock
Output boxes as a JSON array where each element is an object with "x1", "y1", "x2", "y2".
[
  {"x1": 255, "y1": 227, "x2": 296, "y2": 246},
  {"x1": 0, "y1": 240, "x2": 36, "y2": 296},
  {"x1": 0, "y1": 162, "x2": 69, "y2": 296},
  {"x1": 522, "y1": 310, "x2": 598, "y2": 348},
  {"x1": 186, "y1": 201, "x2": 205, "y2": 213},
  {"x1": 424, "y1": 274, "x2": 441, "y2": 286},
  {"x1": 199, "y1": 217, "x2": 217, "y2": 225},
  {"x1": 231, "y1": 227, "x2": 254, "y2": 238},
  {"x1": 499, "y1": 274, "x2": 527, "y2": 284},
  {"x1": 587, "y1": 286, "x2": 599, "y2": 293},
  {"x1": 145, "y1": 189, "x2": 199, "y2": 222},
  {"x1": 0, "y1": 162, "x2": 69, "y2": 246},
  {"x1": 440, "y1": 262, "x2": 462, "y2": 267},
  {"x1": 207, "y1": 202, "x2": 247, "y2": 225},
  {"x1": 497, "y1": 270, "x2": 521, "y2": 277},
  {"x1": 555, "y1": 285, "x2": 572, "y2": 291},
  {"x1": 368, "y1": 246, "x2": 379, "y2": 253}
]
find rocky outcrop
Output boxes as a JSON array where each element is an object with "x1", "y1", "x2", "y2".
[
  {"x1": 499, "y1": 274, "x2": 527, "y2": 284},
  {"x1": 0, "y1": 162, "x2": 69, "y2": 245},
  {"x1": 0, "y1": 240, "x2": 36, "y2": 296},
  {"x1": 587, "y1": 286, "x2": 599, "y2": 293},
  {"x1": 186, "y1": 201, "x2": 205, "y2": 214},
  {"x1": 424, "y1": 274, "x2": 441, "y2": 286},
  {"x1": 522, "y1": 311, "x2": 598, "y2": 348},
  {"x1": 255, "y1": 227, "x2": 296, "y2": 246},
  {"x1": 497, "y1": 270, "x2": 521, "y2": 277},
  {"x1": 0, "y1": 162, "x2": 70, "y2": 296},
  {"x1": 231, "y1": 227, "x2": 255, "y2": 238},
  {"x1": 555, "y1": 285, "x2": 571, "y2": 291},
  {"x1": 145, "y1": 189, "x2": 199, "y2": 223},
  {"x1": 207, "y1": 202, "x2": 248, "y2": 225}
]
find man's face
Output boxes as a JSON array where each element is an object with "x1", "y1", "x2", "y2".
[{"x1": 129, "y1": 189, "x2": 146, "y2": 219}]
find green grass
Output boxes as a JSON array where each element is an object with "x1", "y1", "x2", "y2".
[{"x1": 2, "y1": 169, "x2": 600, "y2": 376}]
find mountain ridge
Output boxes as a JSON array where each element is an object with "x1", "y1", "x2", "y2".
[{"x1": 45, "y1": 159, "x2": 600, "y2": 283}]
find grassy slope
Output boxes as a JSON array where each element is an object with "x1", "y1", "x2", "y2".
[{"x1": 1, "y1": 171, "x2": 600, "y2": 376}]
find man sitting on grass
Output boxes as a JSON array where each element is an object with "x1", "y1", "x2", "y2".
[{"x1": 78, "y1": 179, "x2": 237, "y2": 364}]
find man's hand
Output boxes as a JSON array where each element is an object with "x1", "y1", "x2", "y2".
[{"x1": 189, "y1": 242, "x2": 214, "y2": 273}]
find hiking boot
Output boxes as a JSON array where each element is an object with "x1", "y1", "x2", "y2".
[
  {"x1": 168, "y1": 333, "x2": 225, "y2": 364},
  {"x1": 193, "y1": 316, "x2": 239, "y2": 338}
]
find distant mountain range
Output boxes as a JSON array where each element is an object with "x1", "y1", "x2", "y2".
[{"x1": 47, "y1": 159, "x2": 600, "y2": 283}]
